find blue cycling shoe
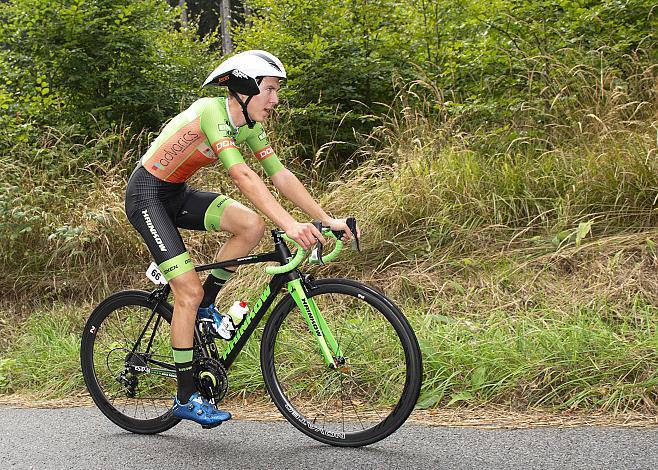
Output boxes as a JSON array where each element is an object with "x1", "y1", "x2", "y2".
[{"x1": 172, "y1": 392, "x2": 232, "y2": 429}]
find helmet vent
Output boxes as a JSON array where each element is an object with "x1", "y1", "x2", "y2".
[{"x1": 251, "y1": 52, "x2": 283, "y2": 73}]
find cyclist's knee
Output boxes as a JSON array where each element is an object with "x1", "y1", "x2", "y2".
[
  {"x1": 222, "y1": 203, "x2": 263, "y2": 234},
  {"x1": 230, "y1": 209, "x2": 265, "y2": 244},
  {"x1": 245, "y1": 215, "x2": 266, "y2": 243},
  {"x1": 175, "y1": 288, "x2": 203, "y2": 311},
  {"x1": 170, "y1": 274, "x2": 203, "y2": 310}
]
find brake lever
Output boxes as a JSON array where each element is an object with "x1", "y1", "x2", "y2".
[
  {"x1": 312, "y1": 220, "x2": 324, "y2": 265},
  {"x1": 346, "y1": 217, "x2": 360, "y2": 252}
]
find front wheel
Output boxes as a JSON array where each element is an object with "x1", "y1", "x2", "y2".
[{"x1": 261, "y1": 279, "x2": 422, "y2": 447}]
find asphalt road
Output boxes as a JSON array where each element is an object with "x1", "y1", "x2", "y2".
[{"x1": 1, "y1": 407, "x2": 657, "y2": 469}]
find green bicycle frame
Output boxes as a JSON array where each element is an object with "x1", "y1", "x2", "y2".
[
  {"x1": 212, "y1": 275, "x2": 342, "y2": 369},
  {"x1": 287, "y1": 278, "x2": 343, "y2": 367},
  {"x1": 179, "y1": 229, "x2": 345, "y2": 370}
]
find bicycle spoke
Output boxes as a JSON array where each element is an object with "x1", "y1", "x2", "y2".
[{"x1": 113, "y1": 310, "x2": 132, "y2": 349}]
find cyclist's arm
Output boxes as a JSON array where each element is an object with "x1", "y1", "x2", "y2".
[
  {"x1": 271, "y1": 169, "x2": 357, "y2": 240},
  {"x1": 228, "y1": 163, "x2": 294, "y2": 228},
  {"x1": 243, "y1": 125, "x2": 330, "y2": 223},
  {"x1": 228, "y1": 163, "x2": 324, "y2": 248},
  {"x1": 243, "y1": 123, "x2": 285, "y2": 177},
  {"x1": 270, "y1": 168, "x2": 331, "y2": 223}
]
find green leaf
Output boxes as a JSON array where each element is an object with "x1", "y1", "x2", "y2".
[
  {"x1": 551, "y1": 230, "x2": 571, "y2": 247},
  {"x1": 448, "y1": 280, "x2": 465, "y2": 294},
  {"x1": 447, "y1": 391, "x2": 474, "y2": 406},
  {"x1": 575, "y1": 221, "x2": 593, "y2": 247},
  {"x1": 470, "y1": 366, "x2": 487, "y2": 389},
  {"x1": 417, "y1": 338, "x2": 438, "y2": 358},
  {"x1": 416, "y1": 390, "x2": 445, "y2": 409}
]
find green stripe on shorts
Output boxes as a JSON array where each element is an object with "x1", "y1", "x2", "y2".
[
  {"x1": 204, "y1": 195, "x2": 235, "y2": 231},
  {"x1": 159, "y1": 252, "x2": 195, "y2": 281}
]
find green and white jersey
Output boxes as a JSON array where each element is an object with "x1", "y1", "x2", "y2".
[{"x1": 140, "y1": 97, "x2": 284, "y2": 183}]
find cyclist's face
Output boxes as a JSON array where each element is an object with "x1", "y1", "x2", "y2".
[{"x1": 247, "y1": 76, "x2": 281, "y2": 122}]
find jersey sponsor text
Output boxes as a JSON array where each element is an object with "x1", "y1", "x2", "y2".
[
  {"x1": 213, "y1": 138, "x2": 238, "y2": 154},
  {"x1": 157, "y1": 130, "x2": 200, "y2": 167},
  {"x1": 255, "y1": 145, "x2": 274, "y2": 161}
]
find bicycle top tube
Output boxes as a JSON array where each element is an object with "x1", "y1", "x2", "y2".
[{"x1": 194, "y1": 226, "x2": 346, "y2": 276}]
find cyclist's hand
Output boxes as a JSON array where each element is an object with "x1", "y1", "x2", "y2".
[
  {"x1": 325, "y1": 218, "x2": 361, "y2": 243},
  {"x1": 285, "y1": 222, "x2": 326, "y2": 250}
]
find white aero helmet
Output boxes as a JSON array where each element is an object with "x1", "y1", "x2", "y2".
[
  {"x1": 203, "y1": 50, "x2": 286, "y2": 128},
  {"x1": 203, "y1": 50, "x2": 286, "y2": 94}
]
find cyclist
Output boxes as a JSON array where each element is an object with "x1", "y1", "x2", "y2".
[{"x1": 124, "y1": 50, "x2": 357, "y2": 428}]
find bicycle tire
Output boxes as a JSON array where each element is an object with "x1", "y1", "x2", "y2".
[
  {"x1": 261, "y1": 279, "x2": 422, "y2": 447},
  {"x1": 80, "y1": 290, "x2": 180, "y2": 434}
]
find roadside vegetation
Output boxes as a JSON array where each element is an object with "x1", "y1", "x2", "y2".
[{"x1": 1, "y1": 0, "x2": 656, "y2": 412}]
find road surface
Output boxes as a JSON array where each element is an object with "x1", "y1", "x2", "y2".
[{"x1": 1, "y1": 407, "x2": 657, "y2": 469}]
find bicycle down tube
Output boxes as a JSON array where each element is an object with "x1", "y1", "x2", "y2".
[
  {"x1": 216, "y1": 274, "x2": 343, "y2": 370},
  {"x1": 217, "y1": 273, "x2": 287, "y2": 368}
]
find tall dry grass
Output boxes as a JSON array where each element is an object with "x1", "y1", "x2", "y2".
[
  {"x1": 1, "y1": 50, "x2": 656, "y2": 312},
  {"x1": 1, "y1": 49, "x2": 658, "y2": 409}
]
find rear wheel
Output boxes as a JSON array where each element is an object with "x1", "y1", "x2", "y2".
[
  {"x1": 261, "y1": 279, "x2": 422, "y2": 447},
  {"x1": 80, "y1": 290, "x2": 180, "y2": 434}
]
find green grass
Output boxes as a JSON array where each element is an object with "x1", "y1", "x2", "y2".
[
  {"x1": 0, "y1": 305, "x2": 86, "y2": 397},
  {"x1": 413, "y1": 300, "x2": 658, "y2": 412},
  {"x1": 2, "y1": 288, "x2": 657, "y2": 412}
]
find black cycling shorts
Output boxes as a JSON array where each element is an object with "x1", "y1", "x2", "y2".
[{"x1": 124, "y1": 165, "x2": 235, "y2": 281}]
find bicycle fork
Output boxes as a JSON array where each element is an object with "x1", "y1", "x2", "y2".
[{"x1": 287, "y1": 279, "x2": 344, "y2": 368}]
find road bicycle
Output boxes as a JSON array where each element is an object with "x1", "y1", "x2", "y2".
[{"x1": 80, "y1": 219, "x2": 422, "y2": 447}]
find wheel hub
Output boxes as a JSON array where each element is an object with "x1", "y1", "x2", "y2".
[{"x1": 118, "y1": 370, "x2": 138, "y2": 397}]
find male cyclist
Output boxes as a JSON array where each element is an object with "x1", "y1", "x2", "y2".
[{"x1": 124, "y1": 50, "x2": 356, "y2": 428}]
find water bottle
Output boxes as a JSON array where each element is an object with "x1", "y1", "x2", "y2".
[{"x1": 228, "y1": 300, "x2": 249, "y2": 326}]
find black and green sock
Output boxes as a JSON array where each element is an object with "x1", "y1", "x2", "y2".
[
  {"x1": 199, "y1": 267, "x2": 235, "y2": 308},
  {"x1": 173, "y1": 347, "x2": 196, "y2": 403}
]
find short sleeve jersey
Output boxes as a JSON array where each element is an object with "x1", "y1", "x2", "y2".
[{"x1": 139, "y1": 97, "x2": 284, "y2": 183}]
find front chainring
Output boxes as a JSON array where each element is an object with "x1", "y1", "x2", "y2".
[{"x1": 194, "y1": 357, "x2": 229, "y2": 405}]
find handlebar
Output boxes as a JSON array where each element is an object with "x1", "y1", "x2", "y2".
[
  {"x1": 309, "y1": 232, "x2": 344, "y2": 264},
  {"x1": 264, "y1": 234, "x2": 307, "y2": 275},
  {"x1": 264, "y1": 218, "x2": 358, "y2": 275}
]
